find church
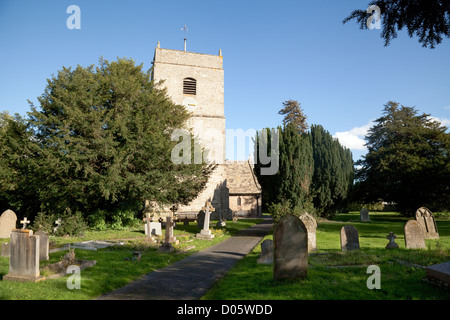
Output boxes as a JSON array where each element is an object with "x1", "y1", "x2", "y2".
[{"x1": 150, "y1": 42, "x2": 262, "y2": 221}]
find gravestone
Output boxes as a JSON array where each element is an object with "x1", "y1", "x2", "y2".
[
  {"x1": 426, "y1": 261, "x2": 450, "y2": 288},
  {"x1": 196, "y1": 201, "x2": 215, "y2": 240},
  {"x1": 3, "y1": 229, "x2": 43, "y2": 282},
  {"x1": 0, "y1": 209, "x2": 17, "y2": 239},
  {"x1": 273, "y1": 214, "x2": 308, "y2": 281},
  {"x1": 143, "y1": 212, "x2": 162, "y2": 237},
  {"x1": 360, "y1": 208, "x2": 370, "y2": 222},
  {"x1": 197, "y1": 210, "x2": 205, "y2": 228},
  {"x1": 385, "y1": 232, "x2": 399, "y2": 249},
  {"x1": 404, "y1": 220, "x2": 425, "y2": 249},
  {"x1": 299, "y1": 212, "x2": 317, "y2": 252},
  {"x1": 257, "y1": 239, "x2": 273, "y2": 264},
  {"x1": 35, "y1": 231, "x2": 49, "y2": 261},
  {"x1": 415, "y1": 207, "x2": 439, "y2": 239},
  {"x1": 158, "y1": 216, "x2": 178, "y2": 253},
  {"x1": 1, "y1": 242, "x2": 10, "y2": 257},
  {"x1": 340, "y1": 225, "x2": 360, "y2": 251}
]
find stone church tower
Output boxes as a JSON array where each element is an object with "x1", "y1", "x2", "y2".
[{"x1": 152, "y1": 43, "x2": 230, "y2": 220}]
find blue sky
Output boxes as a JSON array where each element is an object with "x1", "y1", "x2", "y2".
[{"x1": 1, "y1": 0, "x2": 449, "y2": 162}]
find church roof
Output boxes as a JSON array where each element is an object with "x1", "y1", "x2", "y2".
[{"x1": 225, "y1": 160, "x2": 262, "y2": 195}]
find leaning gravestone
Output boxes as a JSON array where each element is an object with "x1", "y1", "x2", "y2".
[
  {"x1": 299, "y1": 212, "x2": 317, "y2": 252},
  {"x1": 360, "y1": 208, "x2": 370, "y2": 222},
  {"x1": 35, "y1": 231, "x2": 49, "y2": 261},
  {"x1": 415, "y1": 207, "x2": 439, "y2": 239},
  {"x1": 273, "y1": 214, "x2": 308, "y2": 281},
  {"x1": 3, "y1": 229, "x2": 43, "y2": 282},
  {"x1": 340, "y1": 225, "x2": 360, "y2": 251},
  {"x1": 257, "y1": 239, "x2": 273, "y2": 264},
  {"x1": 404, "y1": 220, "x2": 425, "y2": 249},
  {"x1": 0, "y1": 209, "x2": 17, "y2": 239}
]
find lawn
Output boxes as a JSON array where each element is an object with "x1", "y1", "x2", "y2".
[
  {"x1": 0, "y1": 219, "x2": 262, "y2": 300},
  {"x1": 201, "y1": 212, "x2": 450, "y2": 300}
]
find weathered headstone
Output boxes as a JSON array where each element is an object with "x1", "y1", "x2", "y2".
[
  {"x1": 196, "y1": 201, "x2": 215, "y2": 240},
  {"x1": 299, "y1": 212, "x2": 317, "y2": 252},
  {"x1": 415, "y1": 207, "x2": 439, "y2": 239},
  {"x1": 340, "y1": 225, "x2": 360, "y2": 251},
  {"x1": 3, "y1": 229, "x2": 43, "y2": 282},
  {"x1": 0, "y1": 209, "x2": 17, "y2": 239},
  {"x1": 143, "y1": 212, "x2": 162, "y2": 237},
  {"x1": 257, "y1": 239, "x2": 273, "y2": 264},
  {"x1": 273, "y1": 214, "x2": 308, "y2": 281},
  {"x1": 35, "y1": 231, "x2": 49, "y2": 261},
  {"x1": 1, "y1": 242, "x2": 10, "y2": 257},
  {"x1": 360, "y1": 208, "x2": 370, "y2": 222},
  {"x1": 385, "y1": 232, "x2": 399, "y2": 249},
  {"x1": 159, "y1": 216, "x2": 178, "y2": 253},
  {"x1": 404, "y1": 220, "x2": 425, "y2": 249}
]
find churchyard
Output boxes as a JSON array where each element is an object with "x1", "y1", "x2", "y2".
[
  {"x1": 202, "y1": 211, "x2": 450, "y2": 300},
  {"x1": 0, "y1": 217, "x2": 261, "y2": 299},
  {"x1": 0, "y1": 209, "x2": 449, "y2": 300}
]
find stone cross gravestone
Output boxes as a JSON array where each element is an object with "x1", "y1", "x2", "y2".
[
  {"x1": 196, "y1": 201, "x2": 215, "y2": 240},
  {"x1": 273, "y1": 214, "x2": 308, "y2": 281},
  {"x1": 257, "y1": 239, "x2": 273, "y2": 264},
  {"x1": 340, "y1": 225, "x2": 360, "y2": 251},
  {"x1": 20, "y1": 217, "x2": 30, "y2": 229},
  {"x1": 404, "y1": 220, "x2": 426, "y2": 249},
  {"x1": 143, "y1": 212, "x2": 162, "y2": 237},
  {"x1": 158, "y1": 216, "x2": 178, "y2": 252},
  {"x1": 53, "y1": 218, "x2": 62, "y2": 234},
  {"x1": 299, "y1": 212, "x2": 317, "y2": 252},
  {"x1": 385, "y1": 232, "x2": 399, "y2": 249},
  {"x1": 360, "y1": 208, "x2": 370, "y2": 222},
  {"x1": 35, "y1": 231, "x2": 49, "y2": 261},
  {"x1": 0, "y1": 209, "x2": 17, "y2": 239},
  {"x1": 415, "y1": 207, "x2": 439, "y2": 239},
  {"x1": 3, "y1": 229, "x2": 43, "y2": 282}
]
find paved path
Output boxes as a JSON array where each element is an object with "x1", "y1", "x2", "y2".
[{"x1": 97, "y1": 218, "x2": 273, "y2": 300}]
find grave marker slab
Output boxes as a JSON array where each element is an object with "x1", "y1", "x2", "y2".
[
  {"x1": 0, "y1": 209, "x2": 17, "y2": 239},
  {"x1": 35, "y1": 231, "x2": 49, "y2": 261},
  {"x1": 360, "y1": 208, "x2": 370, "y2": 222},
  {"x1": 3, "y1": 229, "x2": 43, "y2": 282},
  {"x1": 404, "y1": 220, "x2": 425, "y2": 249},
  {"x1": 257, "y1": 239, "x2": 273, "y2": 265},
  {"x1": 340, "y1": 225, "x2": 360, "y2": 251},
  {"x1": 415, "y1": 207, "x2": 439, "y2": 239},
  {"x1": 299, "y1": 212, "x2": 317, "y2": 252},
  {"x1": 273, "y1": 214, "x2": 308, "y2": 281},
  {"x1": 426, "y1": 261, "x2": 450, "y2": 287}
]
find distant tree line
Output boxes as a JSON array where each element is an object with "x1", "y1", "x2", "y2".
[{"x1": 255, "y1": 99, "x2": 449, "y2": 219}]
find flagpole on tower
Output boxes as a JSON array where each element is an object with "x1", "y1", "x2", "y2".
[{"x1": 181, "y1": 24, "x2": 188, "y2": 51}]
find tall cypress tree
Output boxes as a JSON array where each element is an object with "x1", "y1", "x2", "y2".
[{"x1": 309, "y1": 124, "x2": 354, "y2": 217}]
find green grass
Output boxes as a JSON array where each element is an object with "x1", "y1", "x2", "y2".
[
  {"x1": 201, "y1": 212, "x2": 450, "y2": 300},
  {"x1": 0, "y1": 219, "x2": 262, "y2": 300}
]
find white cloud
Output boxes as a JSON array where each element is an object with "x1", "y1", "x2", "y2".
[
  {"x1": 333, "y1": 121, "x2": 374, "y2": 151},
  {"x1": 430, "y1": 116, "x2": 450, "y2": 128},
  {"x1": 444, "y1": 105, "x2": 450, "y2": 110}
]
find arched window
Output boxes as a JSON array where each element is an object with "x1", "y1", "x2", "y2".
[
  {"x1": 237, "y1": 197, "x2": 241, "y2": 206},
  {"x1": 183, "y1": 77, "x2": 196, "y2": 95}
]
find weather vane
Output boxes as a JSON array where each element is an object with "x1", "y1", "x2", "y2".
[{"x1": 181, "y1": 24, "x2": 188, "y2": 51}]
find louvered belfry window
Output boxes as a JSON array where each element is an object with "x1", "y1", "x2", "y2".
[{"x1": 183, "y1": 77, "x2": 197, "y2": 95}]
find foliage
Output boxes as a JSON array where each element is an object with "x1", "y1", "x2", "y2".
[
  {"x1": 355, "y1": 101, "x2": 450, "y2": 216},
  {"x1": 278, "y1": 99, "x2": 308, "y2": 134},
  {"x1": 309, "y1": 125, "x2": 354, "y2": 218},
  {"x1": 0, "y1": 57, "x2": 212, "y2": 221},
  {"x1": 33, "y1": 208, "x2": 88, "y2": 237},
  {"x1": 343, "y1": 0, "x2": 450, "y2": 48}
]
